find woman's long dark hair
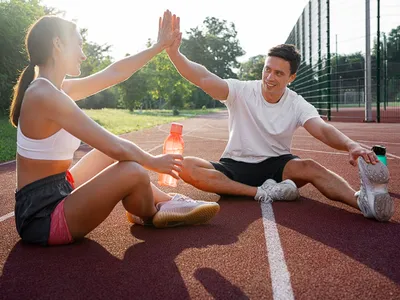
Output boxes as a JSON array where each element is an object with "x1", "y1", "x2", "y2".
[{"x1": 9, "y1": 16, "x2": 76, "y2": 127}]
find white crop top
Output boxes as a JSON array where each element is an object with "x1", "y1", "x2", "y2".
[{"x1": 16, "y1": 77, "x2": 81, "y2": 160}]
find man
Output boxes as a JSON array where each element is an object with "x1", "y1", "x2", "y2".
[{"x1": 165, "y1": 16, "x2": 394, "y2": 222}]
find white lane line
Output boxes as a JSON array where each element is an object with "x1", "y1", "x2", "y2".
[
  {"x1": 205, "y1": 123, "x2": 227, "y2": 130},
  {"x1": 358, "y1": 143, "x2": 400, "y2": 160},
  {"x1": 150, "y1": 124, "x2": 207, "y2": 152},
  {"x1": 291, "y1": 147, "x2": 347, "y2": 156},
  {"x1": 0, "y1": 212, "x2": 14, "y2": 222},
  {"x1": 261, "y1": 202, "x2": 294, "y2": 300},
  {"x1": 0, "y1": 160, "x2": 15, "y2": 167},
  {"x1": 185, "y1": 135, "x2": 228, "y2": 142},
  {"x1": 357, "y1": 140, "x2": 400, "y2": 146},
  {"x1": 188, "y1": 130, "x2": 295, "y2": 299},
  {"x1": 292, "y1": 148, "x2": 395, "y2": 160}
]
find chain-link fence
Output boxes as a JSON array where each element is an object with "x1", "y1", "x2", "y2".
[{"x1": 285, "y1": 0, "x2": 400, "y2": 123}]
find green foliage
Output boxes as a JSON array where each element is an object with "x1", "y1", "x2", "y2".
[
  {"x1": 119, "y1": 49, "x2": 195, "y2": 110},
  {"x1": 0, "y1": 115, "x2": 17, "y2": 162},
  {"x1": 386, "y1": 26, "x2": 400, "y2": 79},
  {"x1": 0, "y1": 0, "x2": 48, "y2": 114},
  {"x1": 179, "y1": 17, "x2": 245, "y2": 108},
  {"x1": 2, "y1": 2, "x2": 399, "y2": 117},
  {"x1": 239, "y1": 55, "x2": 265, "y2": 80},
  {"x1": 76, "y1": 28, "x2": 118, "y2": 109},
  {"x1": 181, "y1": 17, "x2": 245, "y2": 78}
]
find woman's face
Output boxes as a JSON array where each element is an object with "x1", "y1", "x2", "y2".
[{"x1": 57, "y1": 28, "x2": 86, "y2": 76}]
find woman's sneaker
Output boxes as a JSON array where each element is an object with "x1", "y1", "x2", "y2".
[
  {"x1": 127, "y1": 194, "x2": 220, "y2": 228},
  {"x1": 357, "y1": 158, "x2": 394, "y2": 222},
  {"x1": 255, "y1": 179, "x2": 300, "y2": 203}
]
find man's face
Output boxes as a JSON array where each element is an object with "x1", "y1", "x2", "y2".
[{"x1": 261, "y1": 56, "x2": 296, "y2": 100}]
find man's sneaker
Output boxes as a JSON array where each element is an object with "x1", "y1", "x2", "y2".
[
  {"x1": 255, "y1": 179, "x2": 300, "y2": 203},
  {"x1": 127, "y1": 194, "x2": 220, "y2": 228},
  {"x1": 357, "y1": 158, "x2": 394, "y2": 222}
]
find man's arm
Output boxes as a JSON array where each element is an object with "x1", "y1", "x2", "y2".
[
  {"x1": 166, "y1": 16, "x2": 229, "y2": 101},
  {"x1": 167, "y1": 51, "x2": 229, "y2": 100},
  {"x1": 303, "y1": 117, "x2": 378, "y2": 165}
]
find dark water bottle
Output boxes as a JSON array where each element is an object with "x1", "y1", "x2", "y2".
[{"x1": 372, "y1": 145, "x2": 387, "y2": 166}]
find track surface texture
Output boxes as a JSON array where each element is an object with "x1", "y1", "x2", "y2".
[{"x1": 1, "y1": 111, "x2": 399, "y2": 300}]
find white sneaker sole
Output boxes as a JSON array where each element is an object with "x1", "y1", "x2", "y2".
[
  {"x1": 152, "y1": 203, "x2": 220, "y2": 228},
  {"x1": 358, "y1": 159, "x2": 394, "y2": 221}
]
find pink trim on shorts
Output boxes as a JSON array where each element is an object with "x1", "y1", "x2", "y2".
[
  {"x1": 48, "y1": 199, "x2": 73, "y2": 245},
  {"x1": 48, "y1": 170, "x2": 74, "y2": 245}
]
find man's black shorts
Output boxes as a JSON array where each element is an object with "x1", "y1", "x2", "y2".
[{"x1": 210, "y1": 154, "x2": 299, "y2": 187}]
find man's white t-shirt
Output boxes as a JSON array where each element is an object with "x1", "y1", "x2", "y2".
[{"x1": 219, "y1": 79, "x2": 320, "y2": 163}]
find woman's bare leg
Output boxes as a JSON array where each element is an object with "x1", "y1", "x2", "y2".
[
  {"x1": 64, "y1": 161, "x2": 156, "y2": 239},
  {"x1": 70, "y1": 149, "x2": 172, "y2": 204}
]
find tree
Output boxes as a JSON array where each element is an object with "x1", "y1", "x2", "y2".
[
  {"x1": 181, "y1": 17, "x2": 245, "y2": 78},
  {"x1": 0, "y1": 0, "x2": 48, "y2": 114},
  {"x1": 119, "y1": 43, "x2": 195, "y2": 111},
  {"x1": 76, "y1": 29, "x2": 118, "y2": 109},
  {"x1": 385, "y1": 26, "x2": 400, "y2": 79},
  {"x1": 119, "y1": 62, "x2": 152, "y2": 111},
  {"x1": 239, "y1": 55, "x2": 265, "y2": 80},
  {"x1": 147, "y1": 51, "x2": 195, "y2": 109},
  {"x1": 180, "y1": 17, "x2": 245, "y2": 108}
]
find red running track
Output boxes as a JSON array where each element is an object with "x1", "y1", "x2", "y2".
[{"x1": 0, "y1": 111, "x2": 399, "y2": 299}]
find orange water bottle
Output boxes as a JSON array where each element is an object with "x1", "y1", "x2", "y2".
[{"x1": 158, "y1": 122, "x2": 184, "y2": 187}]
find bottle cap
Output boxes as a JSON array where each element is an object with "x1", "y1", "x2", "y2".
[
  {"x1": 371, "y1": 145, "x2": 386, "y2": 156},
  {"x1": 170, "y1": 122, "x2": 183, "y2": 135}
]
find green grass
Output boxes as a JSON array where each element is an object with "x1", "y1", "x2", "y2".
[
  {"x1": 0, "y1": 116, "x2": 17, "y2": 163},
  {"x1": 0, "y1": 108, "x2": 223, "y2": 162},
  {"x1": 84, "y1": 108, "x2": 222, "y2": 135}
]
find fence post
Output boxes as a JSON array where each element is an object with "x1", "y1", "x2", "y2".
[
  {"x1": 318, "y1": 0, "x2": 322, "y2": 113},
  {"x1": 383, "y1": 32, "x2": 387, "y2": 110},
  {"x1": 326, "y1": 0, "x2": 331, "y2": 121},
  {"x1": 365, "y1": 0, "x2": 373, "y2": 122},
  {"x1": 376, "y1": 0, "x2": 381, "y2": 122},
  {"x1": 309, "y1": 1, "x2": 312, "y2": 69}
]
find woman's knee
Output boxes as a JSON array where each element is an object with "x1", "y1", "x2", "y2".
[{"x1": 116, "y1": 161, "x2": 150, "y2": 187}]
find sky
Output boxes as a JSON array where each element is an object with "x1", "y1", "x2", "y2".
[
  {"x1": 41, "y1": 0, "x2": 310, "y2": 62},
  {"x1": 41, "y1": 0, "x2": 399, "y2": 62}
]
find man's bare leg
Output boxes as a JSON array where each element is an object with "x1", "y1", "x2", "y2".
[
  {"x1": 180, "y1": 156, "x2": 257, "y2": 197},
  {"x1": 282, "y1": 158, "x2": 358, "y2": 209}
]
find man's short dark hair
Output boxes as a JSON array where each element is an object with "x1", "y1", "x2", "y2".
[{"x1": 268, "y1": 44, "x2": 301, "y2": 75}]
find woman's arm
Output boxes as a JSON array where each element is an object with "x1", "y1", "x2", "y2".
[
  {"x1": 38, "y1": 86, "x2": 182, "y2": 178},
  {"x1": 62, "y1": 10, "x2": 178, "y2": 101}
]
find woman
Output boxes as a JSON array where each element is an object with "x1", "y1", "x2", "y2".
[{"x1": 10, "y1": 11, "x2": 220, "y2": 246}]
